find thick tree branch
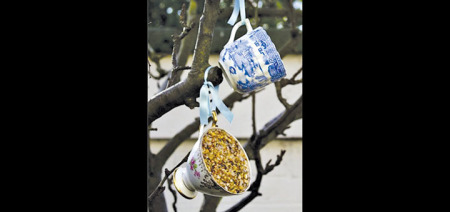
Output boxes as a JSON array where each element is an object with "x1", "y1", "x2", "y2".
[
  {"x1": 190, "y1": 0, "x2": 220, "y2": 73},
  {"x1": 148, "y1": 66, "x2": 223, "y2": 125},
  {"x1": 148, "y1": 0, "x2": 221, "y2": 125}
]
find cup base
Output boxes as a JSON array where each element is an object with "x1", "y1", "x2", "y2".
[{"x1": 173, "y1": 167, "x2": 197, "y2": 199}]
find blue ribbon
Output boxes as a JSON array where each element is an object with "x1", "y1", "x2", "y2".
[
  {"x1": 199, "y1": 66, "x2": 234, "y2": 125},
  {"x1": 227, "y1": 0, "x2": 246, "y2": 26}
]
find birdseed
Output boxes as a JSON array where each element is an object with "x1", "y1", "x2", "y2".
[{"x1": 201, "y1": 128, "x2": 250, "y2": 194}]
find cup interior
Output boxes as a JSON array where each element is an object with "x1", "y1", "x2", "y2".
[{"x1": 199, "y1": 127, "x2": 252, "y2": 194}]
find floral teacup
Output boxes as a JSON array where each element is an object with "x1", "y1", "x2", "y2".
[{"x1": 173, "y1": 126, "x2": 251, "y2": 199}]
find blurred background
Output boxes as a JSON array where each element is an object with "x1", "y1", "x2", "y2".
[{"x1": 148, "y1": 0, "x2": 302, "y2": 211}]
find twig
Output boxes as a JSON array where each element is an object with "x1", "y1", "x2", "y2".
[
  {"x1": 148, "y1": 151, "x2": 190, "y2": 202},
  {"x1": 251, "y1": 93, "x2": 257, "y2": 135},
  {"x1": 275, "y1": 67, "x2": 302, "y2": 108},
  {"x1": 225, "y1": 149, "x2": 286, "y2": 212},
  {"x1": 173, "y1": 66, "x2": 191, "y2": 72},
  {"x1": 167, "y1": 3, "x2": 196, "y2": 88},
  {"x1": 263, "y1": 150, "x2": 286, "y2": 174},
  {"x1": 244, "y1": 95, "x2": 302, "y2": 159},
  {"x1": 148, "y1": 43, "x2": 169, "y2": 80},
  {"x1": 275, "y1": 81, "x2": 291, "y2": 109},
  {"x1": 167, "y1": 176, "x2": 178, "y2": 212},
  {"x1": 226, "y1": 103, "x2": 288, "y2": 211},
  {"x1": 287, "y1": 0, "x2": 296, "y2": 29},
  {"x1": 279, "y1": 67, "x2": 302, "y2": 87},
  {"x1": 170, "y1": 23, "x2": 195, "y2": 69},
  {"x1": 278, "y1": 28, "x2": 302, "y2": 58},
  {"x1": 174, "y1": 0, "x2": 201, "y2": 84},
  {"x1": 218, "y1": 7, "x2": 302, "y2": 20}
]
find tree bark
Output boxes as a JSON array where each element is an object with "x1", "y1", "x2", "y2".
[
  {"x1": 148, "y1": 152, "x2": 167, "y2": 212},
  {"x1": 176, "y1": 0, "x2": 200, "y2": 69},
  {"x1": 245, "y1": 95, "x2": 302, "y2": 159},
  {"x1": 148, "y1": 0, "x2": 221, "y2": 125},
  {"x1": 148, "y1": 67, "x2": 222, "y2": 125},
  {"x1": 199, "y1": 195, "x2": 222, "y2": 212}
]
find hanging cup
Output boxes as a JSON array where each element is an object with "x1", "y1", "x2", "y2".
[
  {"x1": 173, "y1": 114, "x2": 252, "y2": 199},
  {"x1": 219, "y1": 19, "x2": 286, "y2": 94}
]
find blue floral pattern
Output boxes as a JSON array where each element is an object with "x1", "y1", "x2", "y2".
[{"x1": 219, "y1": 27, "x2": 286, "y2": 93}]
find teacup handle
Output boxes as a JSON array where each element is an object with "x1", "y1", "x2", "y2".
[{"x1": 226, "y1": 18, "x2": 253, "y2": 45}]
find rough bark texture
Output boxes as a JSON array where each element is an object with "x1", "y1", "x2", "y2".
[
  {"x1": 176, "y1": 0, "x2": 200, "y2": 72},
  {"x1": 199, "y1": 194, "x2": 222, "y2": 212},
  {"x1": 149, "y1": 152, "x2": 167, "y2": 212},
  {"x1": 167, "y1": 1, "x2": 200, "y2": 88},
  {"x1": 148, "y1": 0, "x2": 221, "y2": 126},
  {"x1": 148, "y1": 67, "x2": 222, "y2": 125}
]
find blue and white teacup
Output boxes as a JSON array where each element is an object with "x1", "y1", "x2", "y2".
[{"x1": 219, "y1": 19, "x2": 286, "y2": 94}]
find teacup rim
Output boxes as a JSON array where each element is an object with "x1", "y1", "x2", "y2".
[
  {"x1": 198, "y1": 126, "x2": 252, "y2": 194},
  {"x1": 223, "y1": 26, "x2": 265, "y2": 48}
]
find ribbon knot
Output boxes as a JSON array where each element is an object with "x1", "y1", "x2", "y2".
[
  {"x1": 227, "y1": 0, "x2": 246, "y2": 26},
  {"x1": 199, "y1": 66, "x2": 234, "y2": 125}
]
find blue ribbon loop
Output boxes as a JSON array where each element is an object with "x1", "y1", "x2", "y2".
[
  {"x1": 227, "y1": 0, "x2": 246, "y2": 26},
  {"x1": 199, "y1": 66, "x2": 234, "y2": 125}
]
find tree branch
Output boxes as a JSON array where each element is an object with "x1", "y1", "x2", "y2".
[
  {"x1": 200, "y1": 195, "x2": 222, "y2": 212},
  {"x1": 148, "y1": 43, "x2": 169, "y2": 79},
  {"x1": 167, "y1": 176, "x2": 178, "y2": 212},
  {"x1": 275, "y1": 81, "x2": 290, "y2": 109},
  {"x1": 275, "y1": 67, "x2": 302, "y2": 109},
  {"x1": 167, "y1": 3, "x2": 196, "y2": 88},
  {"x1": 148, "y1": 0, "x2": 221, "y2": 125},
  {"x1": 147, "y1": 66, "x2": 223, "y2": 125},
  {"x1": 225, "y1": 149, "x2": 286, "y2": 212},
  {"x1": 148, "y1": 151, "x2": 190, "y2": 203},
  {"x1": 172, "y1": 0, "x2": 201, "y2": 86},
  {"x1": 251, "y1": 93, "x2": 257, "y2": 135},
  {"x1": 278, "y1": 29, "x2": 302, "y2": 58},
  {"x1": 263, "y1": 150, "x2": 286, "y2": 174},
  {"x1": 190, "y1": 0, "x2": 220, "y2": 73},
  {"x1": 156, "y1": 91, "x2": 252, "y2": 162},
  {"x1": 245, "y1": 95, "x2": 302, "y2": 159},
  {"x1": 218, "y1": 7, "x2": 302, "y2": 23},
  {"x1": 279, "y1": 67, "x2": 302, "y2": 87}
]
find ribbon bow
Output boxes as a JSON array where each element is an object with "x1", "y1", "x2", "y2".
[
  {"x1": 227, "y1": 0, "x2": 246, "y2": 26},
  {"x1": 199, "y1": 66, "x2": 234, "y2": 125}
]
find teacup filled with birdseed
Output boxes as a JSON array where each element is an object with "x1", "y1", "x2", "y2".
[{"x1": 201, "y1": 128, "x2": 251, "y2": 194}]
